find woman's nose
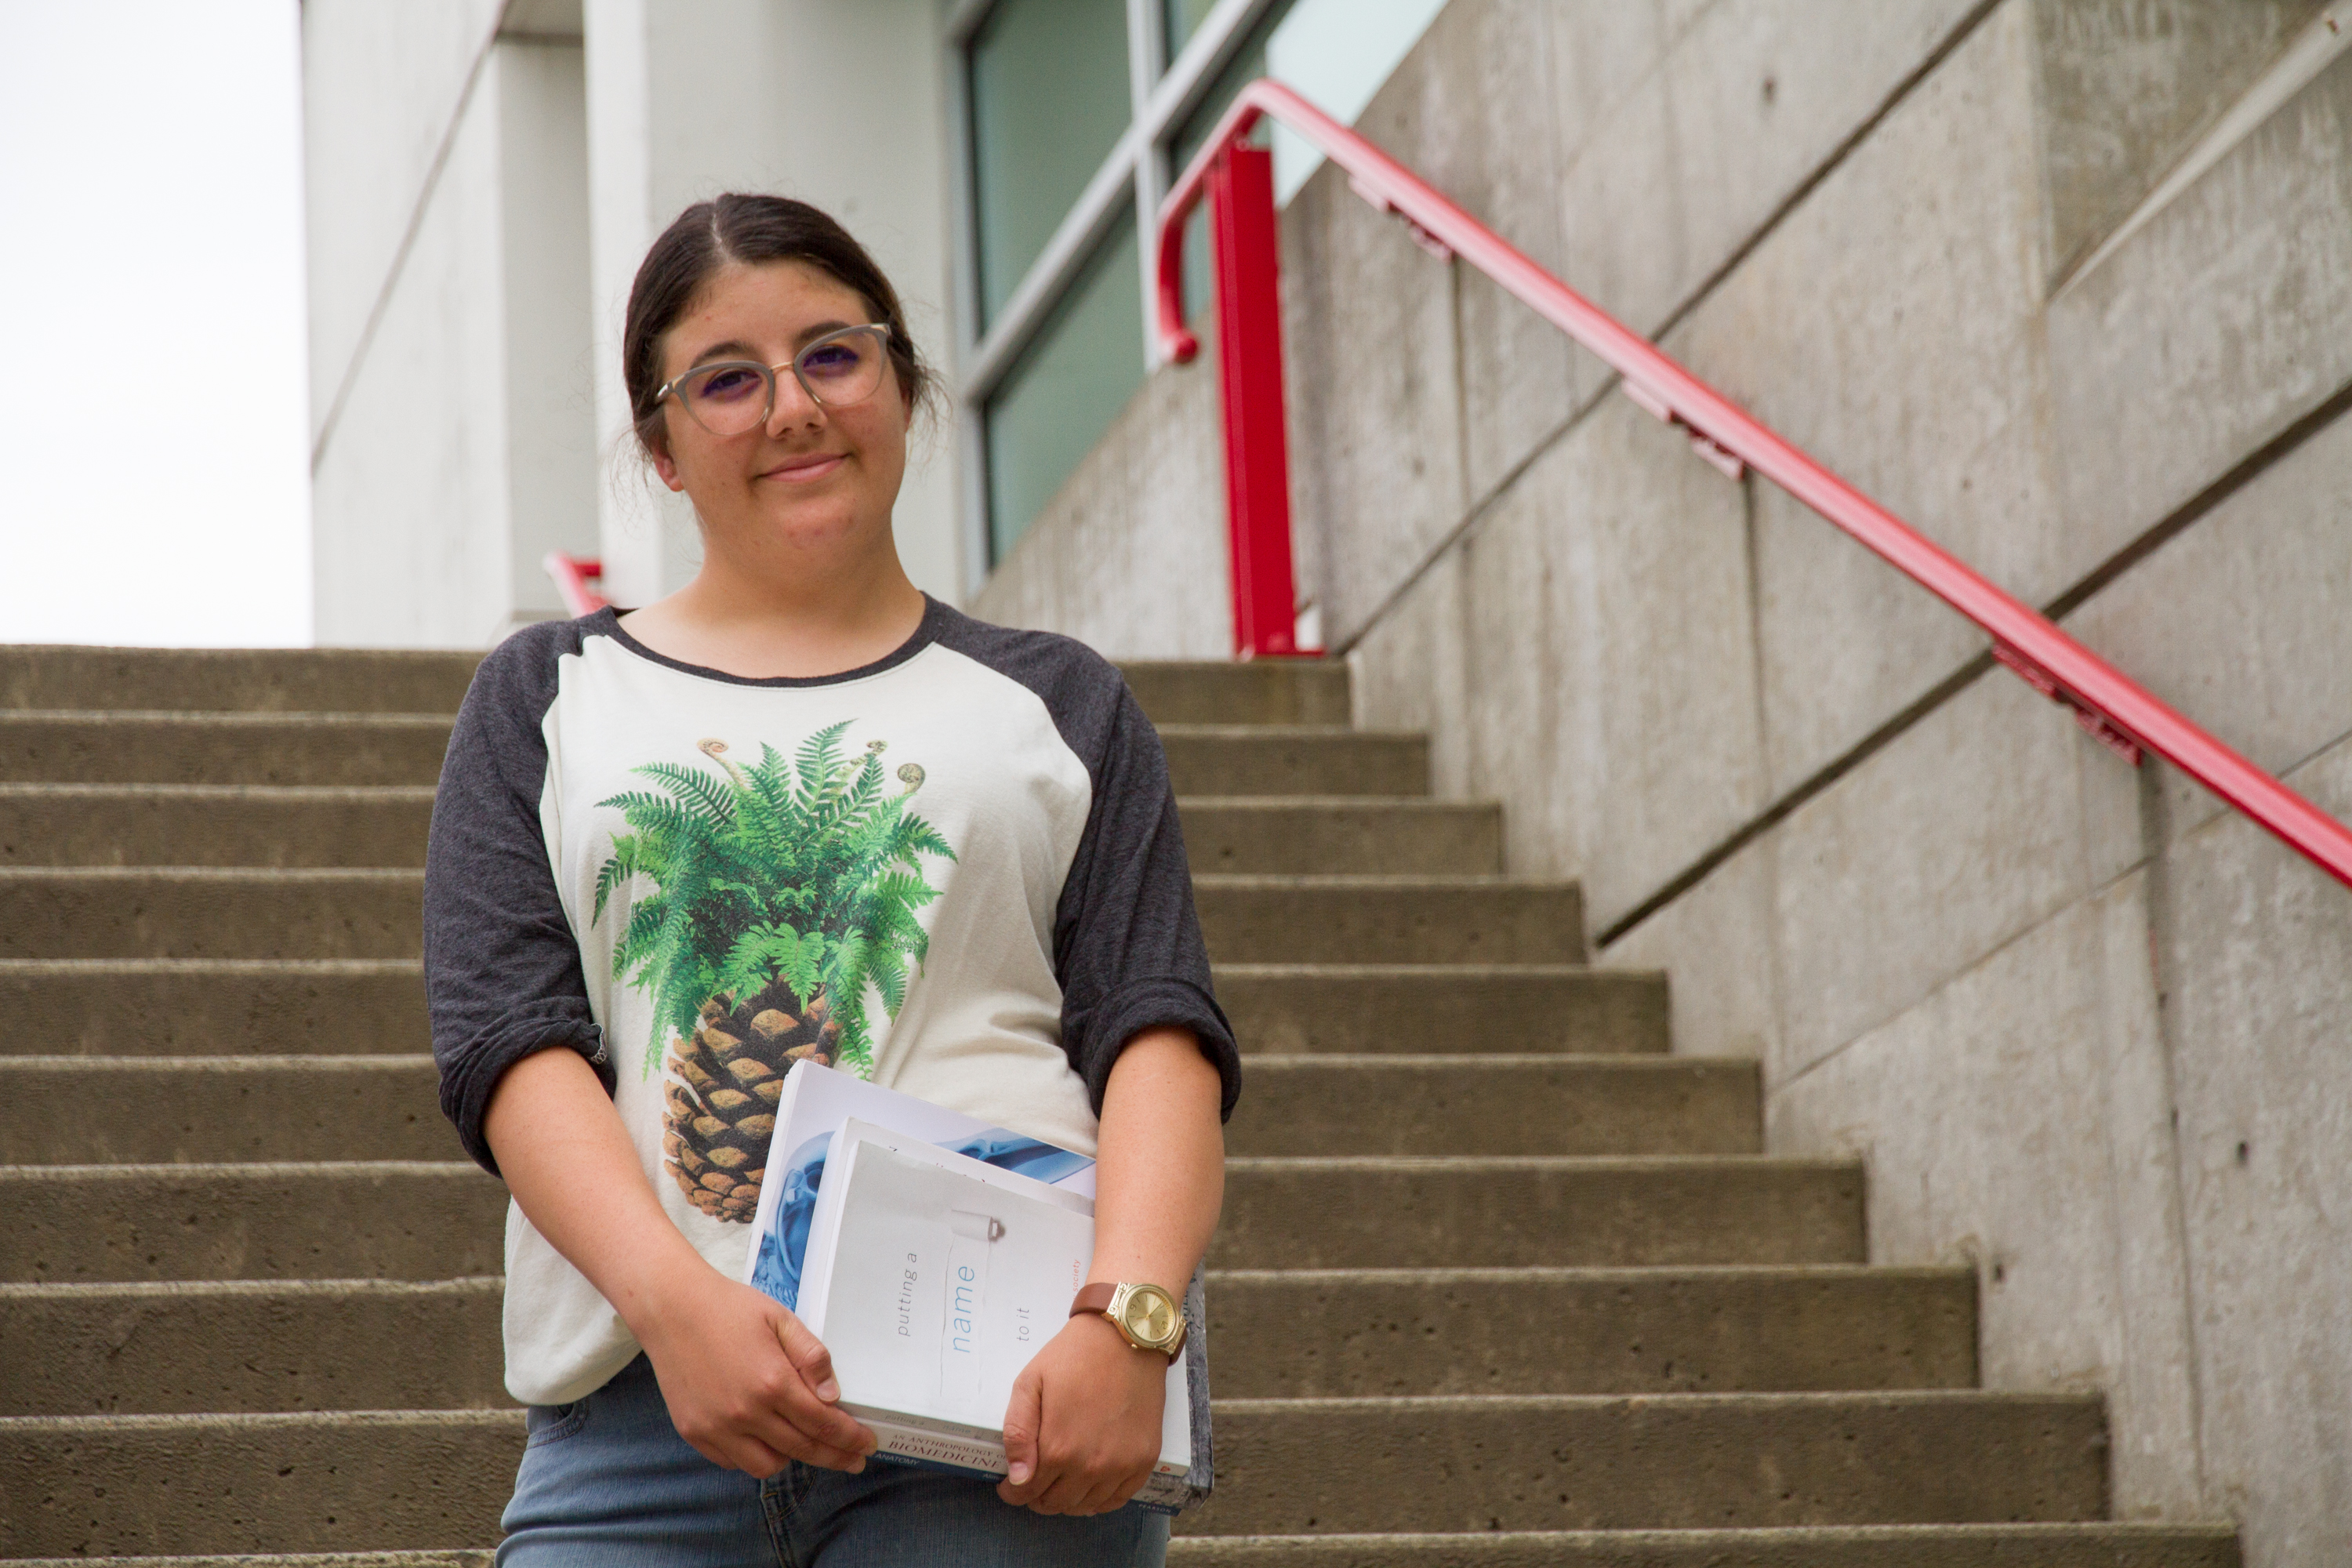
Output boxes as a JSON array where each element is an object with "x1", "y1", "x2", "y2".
[{"x1": 767, "y1": 366, "x2": 826, "y2": 434}]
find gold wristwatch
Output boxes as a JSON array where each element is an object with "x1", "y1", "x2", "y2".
[{"x1": 1069, "y1": 1281, "x2": 1187, "y2": 1363}]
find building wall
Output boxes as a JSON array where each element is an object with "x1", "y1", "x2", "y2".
[
  {"x1": 306, "y1": 2, "x2": 597, "y2": 646},
  {"x1": 972, "y1": 1, "x2": 2352, "y2": 1562},
  {"x1": 304, "y1": 0, "x2": 960, "y2": 643}
]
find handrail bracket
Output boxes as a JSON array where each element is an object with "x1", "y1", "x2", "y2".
[
  {"x1": 1992, "y1": 642, "x2": 2144, "y2": 765},
  {"x1": 1621, "y1": 379, "x2": 1748, "y2": 481}
]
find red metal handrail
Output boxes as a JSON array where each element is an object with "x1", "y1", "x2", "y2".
[
  {"x1": 1156, "y1": 79, "x2": 2352, "y2": 891},
  {"x1": 546, "y1": 553, "x2": 610, "y2": 618}
]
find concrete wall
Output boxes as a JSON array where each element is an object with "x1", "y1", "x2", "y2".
[
  {"x1": 971, "y1": 2, "x2": 2352, "y2": 1561},
  {"x1": 306, "y1": 2, "x2": 598, "y2": 646}
]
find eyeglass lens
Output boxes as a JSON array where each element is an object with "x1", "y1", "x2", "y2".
[{"x1": 675, "y1": 328, "x2": 888, "y2": 435}]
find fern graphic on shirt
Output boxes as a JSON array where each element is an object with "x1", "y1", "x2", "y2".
[{"x1": 591, "y1": 724, "x2": 954, "y2": 1222}]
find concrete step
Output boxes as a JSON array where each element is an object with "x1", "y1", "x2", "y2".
[
  {"x1": 0, "y1": 1392, "x2": 2103, "y2": 1556},
  {"x1": 5, "y1": 1558, "x2": 493, "y2": 1568},
  {"x1": 1161, "y1": 728, "x2": 1427, "y2": 797},
  {"x1": 1124, "y1": 661, "x2": 1352, "y2": 728},
  {"x1": 0, "y1": 1264, "x2": 1973, "y2": 1417},
  {"x1": 0, "y1": 646, "x2": 481, "y2": 716},
  {"x1": 0, "y1": 960, "x2": 427, "y2": 1057},
  {"x1": 1211, "y1": 1157, "x2": 1864, "y2": 1271},
  {"x1": 0, "y1": 1054, "x2": 1744, "y2": 1167},
  {"x1": 0, "y1": 1409, "x2": 520, "y2": 1559},
  {"x1": 0, "y1": 1531, "x2": 2236, "y2": 1568},
  {"x1": 1180, "y1": 798, "x2": 1502, "y2": 876},
  {"x1": 1218, "y1": 965, "x2": 1668, "y2": 1056},
  {"x1": 0, "y1": 869, "x2": 423, "y2": 961},
  {"x1": 0, "y1": 785, "x2": 435, "y2": 868},
  {"x1": 1164, "y1": 1524, "x2": 2241, "y2": 1566},
  {"x1": 1225, "y1": 1056, "x2": 1759, "y2": 1157},
  {"x1": 0, "y1": 1058, "x2": 448, "y2": 1165},
  {"x1": 1197, "y1": 878, "x2": 1583, "y2": 966},
  {"x1": 0, "y1": 1279, "x2": 508, "y2": 1415},
  {"x1": 1185, "y1": 1391, "x2": 2106, "y2": 1534},
  {"x1": 1207, "y1": 1266, "x2": 1974, "y2": 1399},
  {"x1": 0, "y1": 712, "x2": 453, "y2": 787},
  {"x1": 0, "y1": 1163, "x2": 506, "y2": 1283},
  {"x1": 0, "y1": 961, "x2": 1670, "y2": 1060}
]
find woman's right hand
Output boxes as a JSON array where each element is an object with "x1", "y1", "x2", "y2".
[{"x1": 634, "y1": 1270, "x2": 877, "y2": 1477}]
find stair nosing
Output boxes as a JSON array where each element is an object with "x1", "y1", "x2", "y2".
[
  {"x1": 0, "y1": 1054, "x2": 435, "y2": 1072},
  {"x1": 0, "y1": 1158, "x2": 483, "y2": 1179},
  {"x1": 1208, "y1": 1389, "x2": 2100, "y2": 1415},
  {"x1": 1203, "y1": 1263, "x2": 1970, "y2": 1283},
  {"x1": 0, "y1": 1276, "x2": 503, "y2": 1300},
  {"x1": 1222, "y1": 1154, "x2": 1856, "y2": 1174},
  {"x1": 0, "y1": 782, "x2": 438, "y2": 800}
]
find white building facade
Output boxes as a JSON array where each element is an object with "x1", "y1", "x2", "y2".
[{"x1": 302, "y1": 0, "x2": 1442, "y2": 644}]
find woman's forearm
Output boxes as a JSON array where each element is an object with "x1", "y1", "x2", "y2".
[
  {"x1": 481, "y1": 1046, "x2": 874, "y2": 1475},
  {"x1": 481, "y1": 1046, "x2": 707, "y2": 1338},
  {"x1": 1086, "y1": 1026, "x2": 1225, "y2": 1294}
]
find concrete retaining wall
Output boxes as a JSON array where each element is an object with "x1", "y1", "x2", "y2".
[{"x1": 972, "y1": 2, "x2": 2352, "y2": 1562}]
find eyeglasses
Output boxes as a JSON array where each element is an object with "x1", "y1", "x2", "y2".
[{"x1": 655, "y1": 323, "x2": 894, "y2": 437}]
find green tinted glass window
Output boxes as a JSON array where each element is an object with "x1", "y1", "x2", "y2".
[
  {"x1": 1163, "y1": 0, "x2": 1219, "y2": 59},
  {"x1": 969, "y1": 0, "x2": 1133, "y2": 326},
  {"x1": 984, "y1": 216, "x2": 1145, "y2": 564}
]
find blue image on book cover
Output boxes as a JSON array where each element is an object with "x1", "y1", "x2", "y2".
[{"x1": 749, "y1": 1129, "x2": 1091, "y2": 1311}]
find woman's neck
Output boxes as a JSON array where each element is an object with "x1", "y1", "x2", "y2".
[{"x1": 615, "y1": 539, "x2": 930, "y2": 681}]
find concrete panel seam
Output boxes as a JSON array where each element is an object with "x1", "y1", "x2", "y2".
[
  {"x1": 2133, "y1": 757, "x2": 2212, "y2": 1503},
  {"x1": 308, "y1": 5, "x2": 510, "y2": 475},
  {"x1": 1333, "y1": 0, "x2": 2009, "y2": 661},
  {"x1": 1645, "y1": 0, "x2": 2009, "y2": 350},
  {"x1": 1599, "y1": 378, "x2": 2352, "y2": 953}
]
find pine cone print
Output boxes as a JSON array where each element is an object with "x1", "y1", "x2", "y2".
[{"x1": 662, "y1": 978, "x2": 844, "y2": 1221}]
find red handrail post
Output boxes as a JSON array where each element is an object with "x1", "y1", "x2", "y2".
[{"x1": 1208, "y1": 144, "x2": 1301, "y2": 659}]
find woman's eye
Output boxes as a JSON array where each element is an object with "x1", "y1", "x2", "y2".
[
  {"x1": 696, "y1": 368, "x2": 762, "y2": 401},
  {"x1": 802, "y1": 343, "x2": 862, "y2": 377}
]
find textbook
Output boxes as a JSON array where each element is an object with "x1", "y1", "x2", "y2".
[{"x1": 741, "y1": 1065, "x2": 1195, "y2": 1512}]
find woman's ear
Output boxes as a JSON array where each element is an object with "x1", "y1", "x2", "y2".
[{"x1": 645, "y1": 424, "x2": 687, "y2": 494}]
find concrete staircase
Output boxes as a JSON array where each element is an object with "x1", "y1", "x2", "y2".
[{"x1": 0, "y1": 648, "x2": 2238, "y2": 1566}]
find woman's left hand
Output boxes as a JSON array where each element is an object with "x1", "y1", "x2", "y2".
[{"x1": 996, "y1": 1311, "x2": 1168, "y2": 1515}]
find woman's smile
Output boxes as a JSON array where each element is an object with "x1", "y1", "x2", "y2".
[{"x1": 759, "y1": 450, "x2": 848, "y2": 484}]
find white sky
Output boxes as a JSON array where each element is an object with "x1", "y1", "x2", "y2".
[{"x1": 0, "y1": 0, "x2": 314, "y2": 646}]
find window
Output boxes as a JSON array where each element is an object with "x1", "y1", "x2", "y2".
[
  {"x1": 967, "y1": 0, "x2": 1132, "y2": 327},
  {"x1": 982, "y1": 216, "x2": 1143, "y2": 565},
  {"x1": 952, "y1": 0, "x2": 1444, "y2": 575}
]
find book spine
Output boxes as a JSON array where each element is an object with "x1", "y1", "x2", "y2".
[{"x1": 852, "y1": 1414, "x2": 1189, "y2": 1517}]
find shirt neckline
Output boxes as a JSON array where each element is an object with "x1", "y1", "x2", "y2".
[{"x1": 586, "y1": 594, "x2": 949, "y2": 689}]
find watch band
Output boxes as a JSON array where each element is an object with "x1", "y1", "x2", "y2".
[{"x1": 1069, "y1": 1282, "x2": 1120, "y2": 1319}]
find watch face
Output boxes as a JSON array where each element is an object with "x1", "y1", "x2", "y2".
[{"x1": 1120, "y1": 1287, "x2": 1179, "y2": 1347}]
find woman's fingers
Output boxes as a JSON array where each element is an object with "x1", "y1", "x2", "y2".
[
  {"x1": 772, "y1": 1306, "x2": 842, "y2": 1404},
  {"x1": 996, "y1": 1365, "x2": 1046, "y2": 1503}
]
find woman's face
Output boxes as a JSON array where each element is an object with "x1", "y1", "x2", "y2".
[{"x1": 648, "y1": 260, "x2": 909, "y2": 565}]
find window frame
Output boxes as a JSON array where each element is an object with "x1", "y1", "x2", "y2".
[{"x1": 946, "y1": 0, "x2": 1290, "y2": 586}]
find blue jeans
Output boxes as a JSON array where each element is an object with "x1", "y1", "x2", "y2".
[{"x1": 497, "y1": 1355, "x2": 1171, "y2": 1566}]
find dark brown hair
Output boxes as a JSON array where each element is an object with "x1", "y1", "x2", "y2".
[{"x1": 622, "y1": 193, "x2": 936, "y2": 454}]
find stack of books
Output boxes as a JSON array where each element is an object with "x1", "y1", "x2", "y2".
[{"x1": 742, "y1": 1063, "x2": 1198, "y2": 1512}]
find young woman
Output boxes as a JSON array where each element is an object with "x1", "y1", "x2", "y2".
[{"x1": 425, "y1": 193, "x2": 1238, "y2": 1566}]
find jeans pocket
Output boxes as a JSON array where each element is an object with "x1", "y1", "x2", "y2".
[{"x1": 524, "y1": 1397, "x2": 590, "y2": 1449}]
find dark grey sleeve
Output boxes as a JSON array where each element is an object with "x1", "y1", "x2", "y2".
[
  {"x1": 424, "y1": 623, "x2": 611, "y2": 1176},
  {"x1": 1051, "y1": 681, "x2": 1242, "y2": 1120},
  {"x1": 924, "y1": 604, "x2": 1241, "y2": 1119}
]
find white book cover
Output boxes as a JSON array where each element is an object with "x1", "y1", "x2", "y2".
[
  {"x1": 800, "y1": 1121, "x2": 1191, "y2": 1512},
  {"x1": 742, "y1": 1062, "x2": 1093, "y2": 1315},
  {"x1": 739, "y1": 1065, "x2": 1199, "y2": 1512}
]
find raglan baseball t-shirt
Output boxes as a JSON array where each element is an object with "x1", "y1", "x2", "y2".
[{"x1": 423, "y1": 597, "x2": 1240, "y2": 1414}]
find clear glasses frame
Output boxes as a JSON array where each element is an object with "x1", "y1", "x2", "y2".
[{"x1": 655, "y1": 322, "x2": 895, "y2": 436}]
